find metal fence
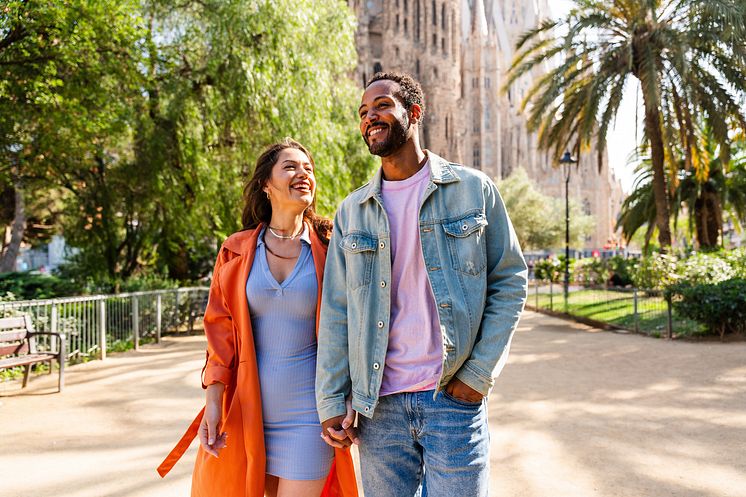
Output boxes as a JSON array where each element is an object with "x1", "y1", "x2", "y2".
[
  {"x1": 0, "y1": 287, "x2": 209, "y2": 362},
  {"x1": 526, "y1": 280, "x2": 703, "y2": 337}
]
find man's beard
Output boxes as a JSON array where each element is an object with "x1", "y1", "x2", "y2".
[{"x1": 365, "y1": 116, "x2": 409, "y2": 157}]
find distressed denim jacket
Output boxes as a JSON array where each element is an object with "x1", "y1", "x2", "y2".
[{"x1": 316, "y1": 152, "x2": 528, "y2": 421}]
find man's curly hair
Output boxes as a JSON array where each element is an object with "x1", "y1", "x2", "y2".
[{"x1": 366, "y1": 71, "x2": 426, "y2": 121}]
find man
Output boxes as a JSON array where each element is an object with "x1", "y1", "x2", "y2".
[{"x1": 316, "y1": 71, "x2": 527, "y2": 497}]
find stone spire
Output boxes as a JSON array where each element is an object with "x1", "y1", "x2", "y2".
[{"x1": 471, "y1": 0, "x2": 489, "y2": 37}]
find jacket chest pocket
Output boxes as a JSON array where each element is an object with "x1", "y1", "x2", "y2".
[
  {"x1": 340, "y1": 232, "x2": 378, "y2": 290},
  {"x1": 443, "y1": 212, "x2": 488, "y2": 276}
]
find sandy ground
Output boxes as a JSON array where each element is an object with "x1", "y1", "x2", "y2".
[{"x1": 1, "y1": 310, "x2": 745, "y2": 497}]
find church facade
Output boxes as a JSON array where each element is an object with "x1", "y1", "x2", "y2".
[{"x1": 347, "y1": 0, "x2": 625, "y2": 250}]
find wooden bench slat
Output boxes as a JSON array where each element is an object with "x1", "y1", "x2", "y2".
[
  {"x1": 0, "y1": 330, "x2": 29, "y2": 342},
  {"x1": 0, "y1": 353, "x2": 56, "y2": 368},
  {"x1": 0, "y1": 316, "x2": 29, "y2": 329},
  {"x1": 0, "y1": 343, "x2": 29, "y2": 356}
]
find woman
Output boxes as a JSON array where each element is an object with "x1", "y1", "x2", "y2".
[{"x1": 158, "y1": 138, "x2": 358, "y2": 497}]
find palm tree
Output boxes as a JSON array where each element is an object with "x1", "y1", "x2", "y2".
[
  {"x1": 619, "y1": 130, "x2": 746, "y2": 250},
  {"x1": 506, "y1": 0, "x2": 746, "y2": 250}
]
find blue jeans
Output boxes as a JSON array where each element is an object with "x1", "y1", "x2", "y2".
[{"x1": 357, "y1": 390, "x2": 490, "y2": 497}]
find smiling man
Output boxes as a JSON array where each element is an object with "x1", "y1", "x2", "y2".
[{"x1": 316, "y1": 72, "x2": 528, "y2": 497}]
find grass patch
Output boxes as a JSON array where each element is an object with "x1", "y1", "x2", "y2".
[{"x1": 530, "y1": 288, "x2": 705, "y2": 336}]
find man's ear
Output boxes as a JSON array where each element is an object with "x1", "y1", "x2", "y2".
[{"x1": 409, "y1": 103, "x2": 422, "y2": 124}]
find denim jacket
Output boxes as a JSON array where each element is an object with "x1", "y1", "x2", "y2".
[{"x1": 316, "y1": 152, "x2": 527, "y2": 422}]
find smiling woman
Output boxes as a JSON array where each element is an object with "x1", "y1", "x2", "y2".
[{"x1": 158, "y1": 138, "x2": 358, "y2": 497}]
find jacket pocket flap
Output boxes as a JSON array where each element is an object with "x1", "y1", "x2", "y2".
[
  {"x1": 443, "y1": 213, "x2": 488, "y2": 237},
  {"x1": 340, "y1": 233, "x2": 378, "y2": 253}
]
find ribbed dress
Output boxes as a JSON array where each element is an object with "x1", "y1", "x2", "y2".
[{"x1": 246, "y1": 228, "x2": 333, "y2": 480}]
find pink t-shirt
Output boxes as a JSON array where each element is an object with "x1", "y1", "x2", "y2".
[{"x1": 379, "y1": 161, "x2": 443, "y2": 395}]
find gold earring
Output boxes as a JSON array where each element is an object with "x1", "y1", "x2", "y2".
[{"x1": 266, "y1": 191, "x2": 270, "y2": 199}]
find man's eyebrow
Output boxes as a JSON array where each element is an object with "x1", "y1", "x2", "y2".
[{"x1": 358, "y1": 96, "x2": 393, "y2": 113}]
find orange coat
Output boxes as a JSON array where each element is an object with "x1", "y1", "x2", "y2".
[{"x1": 158, "y1": 225, "x2": 358, "y2": 497}]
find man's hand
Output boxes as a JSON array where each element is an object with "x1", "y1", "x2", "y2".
[
  {"x1": 445, "y1": 377, "x2": 484, "y2": 403},
  {"x1": 320, "y1": 399, "x2": 359, "y2": 448}
]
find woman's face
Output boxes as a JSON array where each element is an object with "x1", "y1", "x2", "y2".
[{"x1": 263, "y1": 147, "x2": 316, "y2": 213}]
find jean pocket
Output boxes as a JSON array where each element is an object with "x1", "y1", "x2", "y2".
[
  {"x1": 442, "y1": 212, "x2": 488, "y2": 276},
  {"x1": 340, "y1": 232, "x2": 377, "y2": 290},
  {"x1": 441, "y1": 390, "x2": 483, "y2": 408}
]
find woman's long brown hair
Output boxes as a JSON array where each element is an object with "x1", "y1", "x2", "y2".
[{"x1": 241, "y1": 138, "x2": 332, "y2": 244}]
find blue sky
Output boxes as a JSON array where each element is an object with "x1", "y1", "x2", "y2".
[{"x1": 550, "y1": 1, "x2": 640, "y2": 193}]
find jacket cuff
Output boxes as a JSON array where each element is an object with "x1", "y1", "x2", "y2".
[
  {"x1": 317, "y1": 395, "x2": 347, "y2": 424},
  {"x1": 455, "y1": 361, "x2": 494, "y2": 396},
  {"x1": 202, "y1": 364, "x2": 233, "y2": 389}
]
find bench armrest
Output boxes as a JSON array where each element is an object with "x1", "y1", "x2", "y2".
[{"x1": 27, "y1": 331, "x2": 66, "y2": 356}]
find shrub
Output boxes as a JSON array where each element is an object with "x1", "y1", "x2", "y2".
[
  {"x1": 677, "y1": 252, "x2": 735, "y2": 285},
  {"x1": 667, "y1": 279, "x2": 746, "y2": 338},
  {"x1": 632, "y1": 253, "x2": 680, "y2": 290},
  {"x1": 607, "y1": 255, "x2": 637, "y2": 287},
  {"x1": 534, "y1": 256, "x2": 574, "y2": 283},
  {"x1": 572, "y1": 258, "x2": 609, "y2": 286},
  {"x1": 0, "y1": 272, "x2": 84, "y2": 300}
]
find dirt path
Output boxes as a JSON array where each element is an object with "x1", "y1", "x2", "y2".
[{"x1": 1, "y1": 311, "x2": 744, "y2": 497}]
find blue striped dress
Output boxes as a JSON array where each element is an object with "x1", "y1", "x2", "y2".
[{"x1": 246, "y1": 227, "x2": 333, "y2": 480}]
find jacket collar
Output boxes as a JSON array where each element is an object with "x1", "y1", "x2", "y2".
[{"x1": 359, "y1": 150, "x2": 460, "y2": 204}]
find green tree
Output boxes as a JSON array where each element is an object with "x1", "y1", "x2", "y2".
[
  {"x1": 619, "y1": 129, "x2": 746, "y2": 250},
  {"x1": 498, "y1": 168, "x2": 594, "y2": 250},
  {"x1": 0, "y1": 0, "x2": 143, "y2": 272},
  {"x1": 507, "y1": 0, "x2": 746, "y2": 251},
  {"x1": 61, "y1": 0, "x2": 374, "y2": 282}
]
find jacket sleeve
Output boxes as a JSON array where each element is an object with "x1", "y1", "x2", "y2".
[
  {"x1": 455, "y1": 179, "x2": 528, "y2": 395},
  {"x1": 201, "y1": 247, "x2": 235, "y2": 388},
  {"x1": 315, "y1": 213, "x2": 351, "y2": 423}
]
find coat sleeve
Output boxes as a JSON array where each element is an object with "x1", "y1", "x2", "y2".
[
  {"x1": 454, "y1": 178, "x2": 528, "y2": 395},
  {"x1": 315, "y1": 213, "x2": 351, "y2": 423},
  {"x1": 201, "y1": 247, "x2": 236, "y2": 388}
]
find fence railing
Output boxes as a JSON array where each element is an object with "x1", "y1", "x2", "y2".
[
  {"x1": 526, "y1": 280, "x2": 703, "y2": 338},
  {"x1": 0, "y1": 287, "x2": 209, "y2": 362}
]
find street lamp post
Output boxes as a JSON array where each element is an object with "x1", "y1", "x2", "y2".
[{"x1": 559, "y1": 151, "x2": 578, "y2": 310}]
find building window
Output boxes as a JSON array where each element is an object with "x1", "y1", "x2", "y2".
[
  {"x1": 441, "y1": 3, "x2": 446, "y2": 29},
  {"x1": 373, "y1": 62, "x2": 382, "y2": 74},
  {"x1": 416, "y1": 59, "x2": 421, "y2": 76},
  {"x1": 432, "y1": 0, "x2": 437, "y2": 25},
  {"x1": 404, "y1": 0, "x2": 408, "y2": 13},
  {"x1": 415, "y1": 0, "x2": 420, "y2": 42},
  {"x1": 432, "y1": 33, "x2": 437, "y2": 47},
  {"x1": 433, "y1": 67, "x2": 438, "y2": 79},
  {"x1": 396, "y1": 14, "x2": 400, "y2": 31},
  {"x1": 473, "y1": 118, "x2": 480, "y2": 132},
  {"x1": 485, "y1": 77, "x2": 491, "y2": 88},
  {"x1": 445, "y1": 115, "x2": 449, "y2": 139},
  {"x1": 473, "y1": 147, "x2": 481, "y2": 169},
  {"x1": 404, "y1": 18, "x2": 408, "y2": 34}
]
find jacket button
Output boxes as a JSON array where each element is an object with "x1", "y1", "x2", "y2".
[
  {"x1": 462, "y1": 224, "x2": 468, "y2": 231},
  {"x1": 379, "y1": 241, "x2": 385, "y2": 249},
  {"x1": 351, "y1": 242, "x2": 357, "y2": 249},
  {"x1": 380, "y1": 281, "x2": 386, "y2": 288},
  {"x1": 377, "y1": 321, "x2": 384, "y2": 328},
  {"x1": 373, "y1": 362, "x2": 380, "y2": 370},
  {"x1": 364, "y1": 406, "x2": 369, "y2": 412}
]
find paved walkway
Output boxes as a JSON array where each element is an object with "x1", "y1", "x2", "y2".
[{"x1": 1, "y1": 311, "x2": 745, "y2": 497}]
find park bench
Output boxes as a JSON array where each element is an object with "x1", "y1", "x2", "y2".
[{"x1": 0, "y1": 315, "x2": 65, "y2": 392}]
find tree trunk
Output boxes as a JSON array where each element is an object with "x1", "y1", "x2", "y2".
[
  {"x1": 694, "y1": 187, "x2": 721, "y2": 249},
  {"x1": 641, "y1": 92, "x2": 673, "y2": 250},
  {"x1": 0, "y1": 177, "x2": 26, "y2": 272}
]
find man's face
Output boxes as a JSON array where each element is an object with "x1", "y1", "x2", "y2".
[{"x1": 358, "y1": 80, "x2": 412, "y2": 157}]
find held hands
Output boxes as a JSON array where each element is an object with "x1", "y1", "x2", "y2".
[
  {"x1": 198, "y1": 383, "x2": 228, "y2": 458},
  {"x1": 320, "y1": 399, "x2": 359, "y2": 449},
  {"x1": 445, "y1": 377, "x2": 484, "y2": 403}
]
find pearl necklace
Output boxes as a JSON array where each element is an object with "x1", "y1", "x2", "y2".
[{"x1": 268, "y1": 226, "x2": 302, "y2": 240}]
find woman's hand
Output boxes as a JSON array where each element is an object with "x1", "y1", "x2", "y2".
[
  {"x1": 199, "y1": 383, "x2": 228, "y2": 457},
  {"x1": 320, "y1": 399, "x2": 359, "y2": 448}
]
